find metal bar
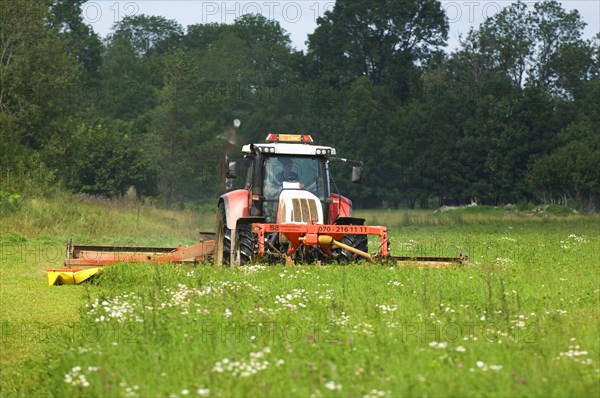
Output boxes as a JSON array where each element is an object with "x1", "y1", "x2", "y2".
[
  {"x1": 316, "y1": 235, "x2": 372, "y2": 260},
  {"x1": 391, "y1": 255, "x2": 468, "y2": 266},
  {"x1": 64, "y1": 241, "x2": 215, "y2": 267},
  {"x1": 331, "y1": 238, "x2": 372, "y2": 260},
  {"x1": 71, "y1": 244, "x2": 178, "y2": 257}
]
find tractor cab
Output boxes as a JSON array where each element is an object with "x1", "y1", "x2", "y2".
[
  {"x1": 236, "y1": 134, "x2": 338, "y2": 223},
  {"x1": 261, "y1": 155, "x2": 327, "y2": 222}
]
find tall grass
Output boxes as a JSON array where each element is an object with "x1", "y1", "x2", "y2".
[
  {"x1": 1, "y1": 198, "x2": 598, "y2": 397},
  {"x1": 32, "y1": 228, "x2": 600, "y2": 397},
  {"x1": 356, "y1": 205, "x2": 592, "y2": 229},
  {"x1": 0, "y1": 193, "x2": 215, "y2": 397},
  {"x1": 0, "y1": 193, "x2": 214, "y2": 245}
]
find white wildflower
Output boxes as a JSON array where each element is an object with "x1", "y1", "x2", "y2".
[
  {"x1": 475, "y1": 361, "x2": 502, "y2": 372},
  {"x1": 429, "y1": 341, "x2": 448, "y2": 349},
  {"x1": 363, "y1": 389, "x2": 386, "y2": 398},
  {"x1": 324, "y1": 381, "x2": 342, "y2": 391}
]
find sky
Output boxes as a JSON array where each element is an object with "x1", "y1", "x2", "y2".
[{"x1": 83, "y1": 1, "x2": 600, "y2": 52}]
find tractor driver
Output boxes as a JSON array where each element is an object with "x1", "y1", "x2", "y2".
[
  {"x1": 275, "y1": 157, "x2": 299, "y2": 184},
  {"x1": 264, "y1": 157, "x2": 299, "y2": 197},
  {"x1": 263, "y1": 157, "x2": 300, "y2": 222}
]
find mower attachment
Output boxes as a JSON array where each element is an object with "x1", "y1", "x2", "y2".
[
  {"x1": 389, "y1": 254, "x2": 469, "y2": 268},
  {"x1": 251, "y1": 221, "x2": 389, "y2": 262},
  {"x1": 251, "y1": 221, "x2": 467, "y2": 267},
  {"x1": 47, "y1": 238, "x2": 215, "y2": 285}
]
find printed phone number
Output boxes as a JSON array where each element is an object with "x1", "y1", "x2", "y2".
[{"x1": 265, "y1": 225, "x2": 368, "y2": 233}]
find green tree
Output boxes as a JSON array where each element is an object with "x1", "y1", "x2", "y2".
[
  {"x1": 475, "y1": 0, "x2": 586, "y2": 95},
  {"x1": 47, "y1": 0, "x2": 103, "y2": 79},
  {"x1": 338, "y1": 78, "x2": 398, "y2": 206},
  {"x1": 307, "y1": 0, "x2": 448, "y2": 97},
  {"x1": 150, "y1": 49, "x2": 220, "y2": 206},
  {"x1": 527, "y1": 141, "x2": 600, "y2": 211},
  {"x1": 96, "y1": 15, "x2": 184, "y2": 120},
  {"x1": 96, "y1": 36, "x2": 157, "y2": 120},
  {"x1": 529, "y1": 1, "x2": 587, "y2": 93},
  {"x1": 303, "y1": 0, "x2": 450, "y2": 207},
  {"x1": 189, "y1": 15, "x2": 304, "y2": 143},
  {"x1": 66, "y1": 121, "x2": 158, "y2": 196},
  {"x1": 184, "y1": 23, "x2": 225, "y2": 52},
  {"x1": 396, "y1": 66, "x2": 468, "y2": 207},
  {"x1": 0, "y1": 0, "x2": 80, "y2": 167},
  {"x1": 108, "y1": 15, "x2": 183, "y2": 57}
]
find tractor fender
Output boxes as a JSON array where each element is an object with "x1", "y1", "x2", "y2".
[
  {"x1": 328, "y1": 193, "x2": 352, "y2": 223},
  {"x1": 334, "y1": 217, "x2": 365, "y2": 226},
  {"x1": 219, "y1": 190, "x2": 251, "y2": 230}
]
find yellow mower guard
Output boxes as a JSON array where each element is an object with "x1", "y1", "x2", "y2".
[{"x1": 47, "y1": 267, "x2": 102, "y2": 286}]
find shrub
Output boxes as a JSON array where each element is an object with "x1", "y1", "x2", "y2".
[{"x1": 0, "y1": 191, "x2": 22, "y2": 215}]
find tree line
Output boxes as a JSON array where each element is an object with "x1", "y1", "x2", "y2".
[{"x1": 1, "y1": 0, "x2": 598, "y2": 211}]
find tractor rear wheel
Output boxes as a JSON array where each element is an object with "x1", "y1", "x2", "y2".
[
  {"x1": 215, "y1": 203, "x2": 231, "y2": 265},
  {"x1": 236, "y1": 223, "x2": 257, "y2": 265},
  {"x1": 338, "y1": 234, "x2": 368, "y2": 263}
]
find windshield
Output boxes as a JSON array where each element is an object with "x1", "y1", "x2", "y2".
[{"x1": 263, "y1": 156, "x2": 326, "y2": 201}]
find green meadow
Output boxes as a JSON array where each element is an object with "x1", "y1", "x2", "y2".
[{"x1": 1, "y1": 196, "x2": 599, "y2": 397}]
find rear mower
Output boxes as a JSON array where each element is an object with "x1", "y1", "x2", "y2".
[{"x1": 47, "y1": 134, "x2": 467, "y2": 285}]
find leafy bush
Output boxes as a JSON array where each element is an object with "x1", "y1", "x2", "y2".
[
  {"x1": 0, "y1": 191, "x2": 22, "y2": 215},
  {"x1": 0, "y1": 155, "x2": 61, "y2": 198},
  {"x1": 545, "y1": 204, "x2": 577, "y2": 216},
  {"x1": 526, "y1": 141, "x2": 600, "y2": 212},
  {"x1": 66, "y1": 121, "x2": 158, "y2": 197},
  {"x1": 0, "y1": 231, "x2": 28, "y2": 243},
  {"x1": 516, "y1": 200, "x2": 535, "y2": 211}
]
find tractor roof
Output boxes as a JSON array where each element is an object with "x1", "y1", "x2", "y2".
[{"x1": 242, "y1": 134, "x2": 337, "y2": 156}]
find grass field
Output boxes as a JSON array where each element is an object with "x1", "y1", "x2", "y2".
[{"x1": 1, "y1": 195, "x2": 599, "y2": 397}]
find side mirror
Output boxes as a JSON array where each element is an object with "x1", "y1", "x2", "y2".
[
  {"x1": 227, "y1": 161, "x2": 238, "y2": 179},
  {"x1": 351, "y1": 166, "x2": 362, "y2": 183}
]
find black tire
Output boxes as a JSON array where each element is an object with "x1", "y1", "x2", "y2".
[
  {"x1": 337, "y1": 234, "x2": 368, "y2": 263},
  {"x1": 236, "y1": 223, "x2": 257, "y2": 266},
  {"x1": 294, "y1": 245, "x2": 325, "y2": 265},
  {"x1": 215, "y1": 203, "x2": 231, "y2": 265}
]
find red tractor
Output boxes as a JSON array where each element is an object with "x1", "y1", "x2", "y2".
[
  {"x1": 215, "y1": 134, "x2": 388, "y2": 266},
  {"x1": 48, "y1": 133, "x2": 466, "y2": 285}
]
